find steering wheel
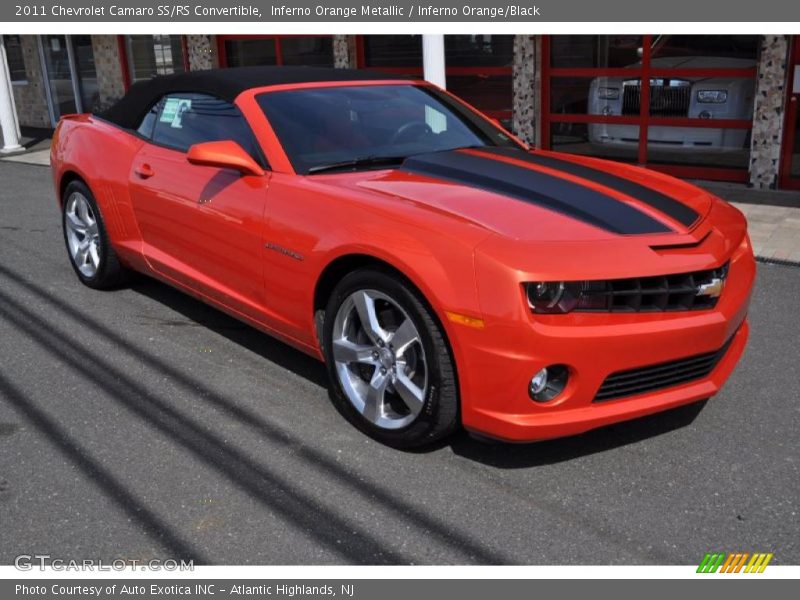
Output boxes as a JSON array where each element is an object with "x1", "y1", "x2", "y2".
[{"x1": 390, "y1": 120, "x2": 433, "y2": 145}]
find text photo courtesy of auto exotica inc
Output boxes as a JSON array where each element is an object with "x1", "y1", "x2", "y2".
[{"x1": 0, "y1": 10, "x2": 798, "y2": 593}]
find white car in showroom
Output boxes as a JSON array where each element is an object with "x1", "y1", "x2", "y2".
[{"x1": 588, "y1": 37, "x2": 757, "y2": 152}]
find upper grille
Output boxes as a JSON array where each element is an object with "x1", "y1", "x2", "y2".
[
  {"x1": 594, "y1": 334, "x2": 736, "y2": 402},
  {"x1": 622, "y1": 82, "x2": 691, "y2": 118},
  {"x1": 575, "y1": 263, "x2": 728, "y2": 313}
]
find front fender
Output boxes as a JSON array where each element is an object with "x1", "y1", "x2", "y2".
[{"x1": 260, "y1": 173, "x2": 492, "y2": 352}]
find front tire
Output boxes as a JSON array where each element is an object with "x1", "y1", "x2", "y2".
[
  {"x1": 323, "y1": 269, "x2": 459, "y2": 448},
  {"x1": 62, "y1": 180, "x2": 128, "y2": 289}
]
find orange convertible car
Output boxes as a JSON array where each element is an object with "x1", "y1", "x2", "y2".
[{"x1": 51, "y1": 66, "x2": 755, "y2": 447}]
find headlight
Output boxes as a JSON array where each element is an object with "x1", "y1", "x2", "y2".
[
  {"x1": 697, "y1": 90, "x2": 727, "y2": 103},
  {"x1": 525, "y1": 282, "x2": 580, "y2": 314},
  {"x1": 597, "y1": 87, "x2": 620, "y2": 100}
]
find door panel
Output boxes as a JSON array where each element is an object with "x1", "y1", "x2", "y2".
[{"x1": 129, "y1": 143, "x2": 269, "y2": 318}]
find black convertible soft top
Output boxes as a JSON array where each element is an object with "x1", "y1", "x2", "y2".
[{"x1": 99, "y1": 66, "x2": 407, "y2": 130}]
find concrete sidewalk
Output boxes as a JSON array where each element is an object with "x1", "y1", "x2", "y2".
[
  {"x1": 698, "y1": 181, "x2": 800, "y2": 263},
  {"x1": 1, "y1": 148, "x2": 50, "y2": 166},
  {"x1": 729, "y1": 203, "x2": 800, "y2": 263},
  {"x1": 3, "y1": 150, "x2": 800, "y2": 263}
]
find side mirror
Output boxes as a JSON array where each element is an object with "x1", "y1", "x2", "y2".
[{"x1": 187, "y1": 140, "x2": 265, "y2": 176}]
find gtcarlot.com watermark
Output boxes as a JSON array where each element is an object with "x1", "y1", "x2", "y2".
[{"x1": 14, "y1": 555, "x2": 194, "y2": 572}]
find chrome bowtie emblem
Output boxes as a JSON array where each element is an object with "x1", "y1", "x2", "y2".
[{"x1": 696, "y1": 277, "x2": 725, "y2": 298}]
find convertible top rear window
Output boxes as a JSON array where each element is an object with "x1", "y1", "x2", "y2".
[{"x1": 257, "y1": 84, "x2": 520, "y2": 174}]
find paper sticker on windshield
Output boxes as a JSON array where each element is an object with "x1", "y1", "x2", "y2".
[{"x1": 160, "y1": 97, "x2": 192, "y2": 128}]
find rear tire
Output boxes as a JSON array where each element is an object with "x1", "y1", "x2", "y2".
[
  {"x1": 322, "y1": 269, "x2": 459, "y2": 448},
  {"x1": 62, "y1": 180, "x2": 128, "y2": 289}
]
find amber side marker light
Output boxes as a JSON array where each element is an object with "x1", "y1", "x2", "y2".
[{"x1": 445, "y1": 311, "x2": 485, "y2": 329}]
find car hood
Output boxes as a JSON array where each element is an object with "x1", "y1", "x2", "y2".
[{"x1": 321, "y1": 147, "x2": 715, "y2": 244}]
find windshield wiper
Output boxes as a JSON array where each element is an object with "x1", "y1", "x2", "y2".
[{"x1": 307, "y1": 155, "x2": 409, "y2": 175}]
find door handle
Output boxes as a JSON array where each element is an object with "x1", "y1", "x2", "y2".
[{"x1": 135, "y1": 163, "x2": 155, "y2": 179}]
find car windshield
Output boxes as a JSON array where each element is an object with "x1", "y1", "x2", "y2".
[{"x1": 256, "y1": 84, "x2": 521, "y2": 174}]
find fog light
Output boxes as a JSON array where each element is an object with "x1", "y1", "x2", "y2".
[
  {"x1": 530, "y1": 368, "x2": 549, "y2": 395},
  {"x1": 529, "y1": 365, "x2": 569, "y2": 402}
]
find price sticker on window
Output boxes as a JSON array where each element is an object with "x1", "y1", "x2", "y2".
[{"x1": 160, "y1": 97, "x2": 192, "y2": 129}]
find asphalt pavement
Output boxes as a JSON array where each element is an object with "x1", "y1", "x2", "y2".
[{"x1": 0, "y1": 161, "x2": 797, "y2": 565}]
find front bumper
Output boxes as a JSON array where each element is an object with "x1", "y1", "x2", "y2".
[{"x1": 452, "y1": 230, "x2": 755, "y2": 443}]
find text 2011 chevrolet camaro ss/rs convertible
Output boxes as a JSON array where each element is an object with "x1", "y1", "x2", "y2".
[{"x1": 50, "y1": 66, "x2": 755, "y2": 448}]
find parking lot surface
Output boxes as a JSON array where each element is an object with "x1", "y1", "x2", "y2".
[{"x1": 0, "y1": 161, "x2": 797, "y2": 565}]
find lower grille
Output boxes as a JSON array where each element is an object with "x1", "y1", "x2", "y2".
[{"x1": 594, "y1": 334, "x2": 736, "y2": 402}]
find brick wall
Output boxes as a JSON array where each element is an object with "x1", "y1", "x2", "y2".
[
  {"x1": 186, "y1": 35, "x2": 217, "y2": 71},
  {"x1": 11, "y1": 36, "x2": 50, "y2": 128},
  {"x1": 749, "y1": 35, "x2": 790, "y2": 189},
  {"x1": 333, "y1": 35, "x2": 355, "y2": 68},
  {"x1": 512, "y1": 35, "x2": 540, "y2": 146},
  {"x1": 91, "y1": 35, "x2": 126, "y2": 112}
]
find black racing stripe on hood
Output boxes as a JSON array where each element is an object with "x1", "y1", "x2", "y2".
[
  {"x1": 401, "y1": 151, "x2": 672, "y2": 235},
  {"x1": 476, "y1": 147, "x2": 699, "y2": 228}
]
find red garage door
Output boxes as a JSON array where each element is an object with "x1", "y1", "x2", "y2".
[
  {"x1": 780, "y1": 36, "x2": 800, "y2": 190},
  {"x1": 542, "y1": 35, "x2": 759, "y2": 182}
]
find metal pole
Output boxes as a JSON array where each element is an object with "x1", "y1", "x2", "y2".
[
  {"x1": 0, "y1": 34, "x2": 23, "y2": 153},
  {"x1": 422, "y1": 34, "x2": 446, "y2": 88}
]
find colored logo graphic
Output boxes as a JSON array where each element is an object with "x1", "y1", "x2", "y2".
[{"x1": 697, "y1": 552, "x2": 773, "y2": 573}]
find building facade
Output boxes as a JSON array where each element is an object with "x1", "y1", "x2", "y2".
[{"x1": 2, "y1": 33, "x2": 799, "y2": 192}]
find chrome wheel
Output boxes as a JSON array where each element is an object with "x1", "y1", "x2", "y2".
[
  {"x1": 64, "y1": 192, "x2": 101, "y2": 278},
  {"x1": 331, "y1": 289, "x2": 428, "y2": 430}
]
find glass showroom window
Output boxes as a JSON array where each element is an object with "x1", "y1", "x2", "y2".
[
  {"x1": 2, "y1": 34, "x2": 27, "y2": 82},
  {"x1": 543, "y1": 35, "x2": 758, "y2": 181},
  {"x1": 125, "y1": 35, "x2": 187, "y2": 82},
  {"x1": 358, "y1": 35, "x2": 514, "y2": 126},
  {"x1": 219, "y1": 36, "x2": 333, "y2": 68},
  {"x1": 72, "y1": 35, "x2": 98, "y2": 112}
]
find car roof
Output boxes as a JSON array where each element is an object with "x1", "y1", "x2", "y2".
[{"x1": 99, "y1": 66, "x2": 409, "y2": 130}]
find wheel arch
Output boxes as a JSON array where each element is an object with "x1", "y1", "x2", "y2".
[
  {"x1": 313, "y1": 253, "x2": 450, "y2": 333},
  {"x1": 58, "y1": 170, "x2": 90, "y2": 207},
  {"x1": 312, "y1": 252, "x2": 462, "y2": 397}
]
